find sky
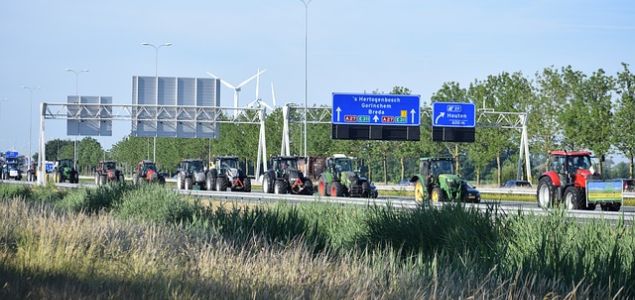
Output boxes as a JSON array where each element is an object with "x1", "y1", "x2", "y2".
[{"x1": 1, "y1": 0, "x2": 634, "y2": 156}]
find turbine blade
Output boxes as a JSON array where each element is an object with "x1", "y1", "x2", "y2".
[
  {"x1": 271, "y1": 82, "x2": 277, "y2": 107},
  {"x1": 237, "y1": 69, "x2": 267, "y2": 89}
]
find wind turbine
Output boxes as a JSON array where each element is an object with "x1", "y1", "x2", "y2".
[
  {"x1": 206, "y1": 69, "x2": 266, "y2": 118},
  {"x1": 246, "y1": 69, "x2": 276, "y2": 112}
]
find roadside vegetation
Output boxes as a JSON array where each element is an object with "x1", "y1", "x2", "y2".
[{"x1": 1, "y1": 182, "x2": 634, "y2": 298}]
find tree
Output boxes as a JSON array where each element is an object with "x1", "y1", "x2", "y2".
[
  {"x1": 77, "y1": 137, "x2": 104, "y2": 171},
  {"x1": 613, "y1": 63, "x2": 635, "y2": 177},
  {"x1": 44, "y1": 139, "x2": 74, "y2": 161}
]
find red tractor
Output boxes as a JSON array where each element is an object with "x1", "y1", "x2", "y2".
[
  {"x1": 132, "y1": 160, "x2": 166, "y2": 185},
  {"x1": 537, "y1": 150, "x2": 622, "y2": 211},
  {"x1": 95, "y1": 160, "x2": 124, "y2": 186}
]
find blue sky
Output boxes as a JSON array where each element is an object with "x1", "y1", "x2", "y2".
[{"x1": 1, "y1": 0, "x2": 634, "y2": 155}]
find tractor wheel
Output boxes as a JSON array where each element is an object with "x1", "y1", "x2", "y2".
[
  {"x1": 100, "y1": 175, "x2": 107, "y2": 186},
  {"x1": 176, "y1": 175, "x2": 182, "y2": 190},
  {"x1": 132, "y1": 174, "x2": 139, "y2": 185},
  {"x1": 159, "y1": 177, "x2": 166, "y2": 185},
  {"x1": 361, "y1": 181, "x2": 371, "y2": 198},
  {"x1": 414, "y1": 180, "x2": 425, "y2": 204},
  {"x1": 274, "y1": 180, "x2": 288, "y2": 195},
  {"x1": 537, "y1": 177, "x2": 555, "y2": 209},
  {"x1": 563, "y1": 186, "x2": 583, "y2": 210},
  {"x1": 95, "y1": 173, "x2": 100, "y2": 185},
  {"x1": 262, "y1": 175, "x2": 271, "y2": 194},
  {"x1": 318, "y1": 177, "x2": 328, "y2": 196},
  {"x1": 330, "y1": 182, "x2": 344, "y2": 197},
  {"x1": 243, "y1": 178, "x2": 252, "y2": 192},
  {"x1": 601, "y1": 203, "x2": 622, "y2": 212},
  {"x1": 205, "y1": 176, "x2": 214, "y2": 191},
  {"x1": 216, "y1": 177, "x2": 228, "y2": 192},
  {"x1": 185, "y1": 177, "x2": 193, "y2": 191},
  {"x1": 119, "y1": 174, "x2": 125, "y2": 184},
  {"x1": 431, "y1": 187, "x2": 446, "y2": 203},
  {"x1": 303, "y1": 178, "x2": 313, "y2": 195}
]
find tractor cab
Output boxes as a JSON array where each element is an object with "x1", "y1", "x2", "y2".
[
  {"x1": 215, "y1": 156, "x2": 240, "y2": 172},
  {"x1": 271, "y1": 156, "x2": 300, "y2": 177},
  {"x1": 180, "y1": 159, "x2": 205, "y2": 173},
  {"x1": 419, "y1": 158, "x2": 455, "y2": 180},
  {"x1": 100, "y1": 160, "x2": 117, "y2": 171}
]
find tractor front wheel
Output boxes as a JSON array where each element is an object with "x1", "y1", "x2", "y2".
[
  {"x1": 431, "y1": 187, "x2": 446, "y2": 203},
  {"x1": 563, "y1": 186, "x2": 583, "y2": 210},
  {"x1": 274, "y1": 180, "x2": 288, "y2": 194},
  {"x1": 243, "y1": 178, "x2": 252, "y2": 192},
  {"x1": 185, "y1": 177, "x2": 193, "y2": 191},
  {"x1": 330, "y1": 182, "x2": 344, "y2": 197},
  {"x1": 303, "y1": 178, "x2": 313, "y2": 195}
]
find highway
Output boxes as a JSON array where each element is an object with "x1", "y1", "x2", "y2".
[{"x1": 2, "y1": 179, "x2": 634, "y2": 223}]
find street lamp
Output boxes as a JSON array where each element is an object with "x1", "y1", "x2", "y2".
[
  {"x1": 65, "y1": 68, "x2": 89, "y2": 169},
  {"x1": 141, "y1": 42, "x2": 173, "y2": 163},
  {"x1": 22, "y1": 86, "x2": 39, "y2": 166},
  {"x1": 298, "y1": 0, "x2": 312, "y2": 162}
]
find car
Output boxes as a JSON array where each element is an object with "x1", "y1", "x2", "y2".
[
  {"x1": 502, "y1": 179, "x2": 532, "y2": 188},
  {"x1": 465, "y1": 184, "x2": 481, "y2": 203}
]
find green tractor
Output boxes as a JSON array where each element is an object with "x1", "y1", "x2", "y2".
[
  {"x1": 317, "y1": 154, "x2": 378, "y2": 198},
  {"x1": 410, "y1": 157, "x2": 473, "y2": 204},
  {"x1": 53, "y1": 159, "x2": 79, "y2": 183}
]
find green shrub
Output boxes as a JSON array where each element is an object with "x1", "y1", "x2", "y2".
[
  {"x1": 0, "y1": 184, "x2": 31, "y2": 200},
  {"x1": 114, "y1": 185, "x2": 195, "y2": 224},
  {"x1": 57, "y1": 183, "x2": 132, "y2": 213}
]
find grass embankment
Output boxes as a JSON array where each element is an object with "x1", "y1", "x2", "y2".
[{"x1": 1, "y1": 183, "x2": 634, "y2": 298}]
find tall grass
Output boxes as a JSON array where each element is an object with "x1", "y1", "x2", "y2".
[
  {"x1": 1, "y1": 182, "x2": 634, "y2": 298},
  {"x1": 2, "y1": 198, "x2": 629, "y2": 299}
]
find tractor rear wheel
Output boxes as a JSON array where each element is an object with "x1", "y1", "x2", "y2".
[
  {"x1": 262, "y1": 175, "x2": 271, "y2": 193},
  {"x1": 563, "y1": 186, "x2": 583, "y2": 210},
  {"x1": 206, "y1": 176, "x2": 214, "y2": 191},
  {"x1": 243, "y1": 178, "x2": 252, "y2": 192},
  {"x1": 330, "y1": 182, "x2": 344, "y2": 197},
  {"x1": 537, "y1": 177, "x2": 555, "y2": 209},
  {"x1": 414, "y1": 180, "x2": 425, "y2": 203}
]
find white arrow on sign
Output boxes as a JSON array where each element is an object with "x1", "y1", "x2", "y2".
[
  {"x1": 434, "y1": 112, "x2": 445, "y2": 125},
  {"x1": 336, "y1": 107, "x2": 342, "y2": 122},
  {"x1": 410, "y1": 109, "x2": 416, "y2": 123},
  {"x1": 373, "y1": 115, "x2": 379, "y2": 123}
]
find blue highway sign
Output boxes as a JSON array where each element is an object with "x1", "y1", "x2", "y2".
[
  {"x1": 432, "y1": 102, "x2": 476, "y2": 128},
  {"x1": 5, "y1": 151, "x2": 18, "y2": 159},
  {"x1": 332, "y1": 93, "x2": 420, "y2": 126}
]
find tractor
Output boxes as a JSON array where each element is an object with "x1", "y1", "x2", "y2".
[
  {"x1": 317, "y1": 154, "x2": 377, "y2": 198},
  {"x1": 95, "y1": 160, "x2": 124, "y2": 186},
  {"x1": 262, "y1": 156, "x2": 313, "y2": 195},
  {"x1": 409, "y1": 157, "x2": 474, "y2": 203},
  {"x1": 1, "y1": 161, "x2": 22, "y2": 181},
  {"x1": 53, "y1": 159, "x2": 79, "y2": 183},
  {"x1": 132, "y1": 160, "x2": 165, "y2": 185},
  {"x1": 208, "y1": 156, "x2": 251, "y2": 192},
  {"x1": 176, "y1": 159, "x2": 209, "y2": 190},
  {"x1": 537, "y1": 150, "x2": 622, "y2": 211}
]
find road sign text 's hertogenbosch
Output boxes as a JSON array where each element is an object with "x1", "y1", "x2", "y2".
[
  {"x1": 332, "y1": 93, "x2": 420, "y2": 126},
  {"x1": 432, "y1": 102, "x2": 476, "y2": 128}
]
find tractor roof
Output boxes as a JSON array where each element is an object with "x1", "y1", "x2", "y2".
[
  {"x1": 271, "y1": 156, "x2": 300, "y2": 160},
  {"x1": 550, "y1": 150, "x2": 592, "y2": 156},
  {"x1": 140, "y1": 160, "x2": 155, "y2": 164},
  {"x1": 181, "y1": 159, "x2": 204, "y2": 162},
  {"x1": 332, "y1": 154, "x2": 348, "y2": 158},
  {"x1": 420, "y1": 157, "x2": 453, "y2": 161},
  {"x1": 215, "y1": 156, "x2": 239, "y2": 160}
]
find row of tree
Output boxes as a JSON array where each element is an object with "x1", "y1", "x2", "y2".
[{"x1": 41, "y1": 64, "x2": 635, "y2": 184}]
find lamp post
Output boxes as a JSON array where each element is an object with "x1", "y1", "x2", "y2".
[
  {"x1": 22, "y1": 86, "x2": 39, "y2": 166},
  {"x1": 298, "y1": 0, "x2": 312, "y2": 163},
  {"x1": 65, "y1": 68, "x2": 89, "y2": 170},
  {"x1": 141, "y1": 42, "x2": 172, "y2": 163}
]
